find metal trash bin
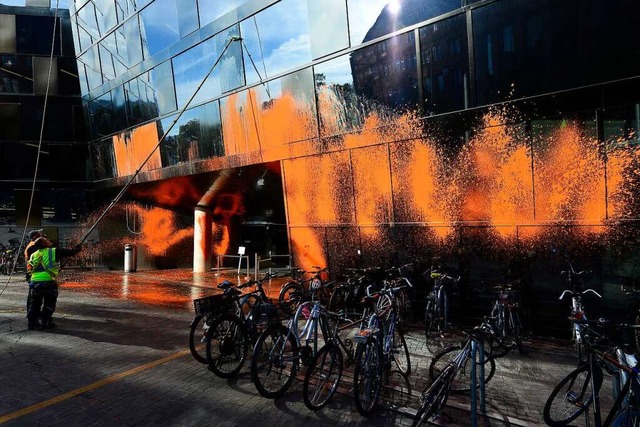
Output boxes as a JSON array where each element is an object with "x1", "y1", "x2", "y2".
[{"x1": 124, "y1": 244, "x2": 137, "y2": 272}]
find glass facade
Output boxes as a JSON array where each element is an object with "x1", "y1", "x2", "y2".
[{"x1": 0, "y1": 5, "x2": 90, "y2": 226}]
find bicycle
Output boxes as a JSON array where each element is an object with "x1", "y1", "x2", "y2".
[
  {"x1": 326, "y1": 267, "x2": 380, "y2": 319},
  {"x1": 302, "y1": 306, "x2": 368, "y2": 410},
  {"x1": 557, "y1": 255, "x2": 602, "y2": 361},
  {"x1": 351, "y1": 274, "x2": 413, "y2": 416},
  {"x1": 488, "y1": 280, "x2": 525, "y2": 355},
  {"x1": 278, "y1": 266, "x2": 333, "y2": 316},
  {"x1": 424, "y1": 261, "x2": 460, "y2": 350},
  {"x1": 413, "y1": 318, "x2": 497, "y2": 426},
  {"x1": 188, "y1": 272, "x2": 280, "y2": 375},
  {"x1": 251, "y1": 281, "x2": 345, "y2": 399},
  {"x1": 427, "y1": 317, "x2": 497, "y2": 394},
  {"x1": 542, "y1": 318, "x2": 640, "y2": 427}
]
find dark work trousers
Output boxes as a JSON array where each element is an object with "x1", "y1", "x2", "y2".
[{"x1": 27, "y1": 281, "x2": 58, "y2": 327}]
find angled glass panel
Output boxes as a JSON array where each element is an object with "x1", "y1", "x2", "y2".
[
  {"x1": 77, "y1": 23, "x2": 94, "y2": 52},
  {"x1": 57, "y1": 57, "x2": 81, "y2": 96},
  {"x1": 216, "y1": 24, "x2": 243, "y2": 92},
  {"x1": 419, "y1": 13, "x2": 468, "y2": 114},
  {"x1": 307, "y1": 0, "x2": 348, "y2": 59},
  {"x1": 112, "y1": 85, "x2": 127, "y2": 131},
  {"x1": 240, "y1": 0, "x2": 312, "y2": 85},
  {"x1": 88, "y1": 91, "x2": 114, "y2": 138},
  {"x1": 95, "y1": 0, "x2": 118, "y2": 35},
  {"x1": 0, "y1": 55, "x2": 33, "y2": 94},
  {"x1": 76, "y1": 62, "x2": 89, "y2": 95},
  {"x1": 60, "y1": 16, "x2": 75, "y2": 57},
  {"x1": 77, "y1": 1, "x2": 100, "y2": 40},
  {"x1": 90, "y1": 138, "x2": 117, "y2": 180},
  {"x1": 172, "y1": 36, "x2": 220, "y2": 109},
  {"x1": 124, "y1": 14, "x2": 143, "y2": 66},
  {"x1": 176, "y1": 0, "x2": 199, "y2": 38},
  {"x1": 198, "y1": 0, "x2": 246, "y2": 29},
  {"x1": 99, "y1": 33, "x2": 117, "y2": 81},
  {"x1": 79, "y1": 44, "x2": 103, "y2": 90},
  {"x1": 150, "y1": 60, "x2": 177, "y2": 115},
  {"x1": 347, "y1": 0, "x2": 460, "y2": 46},
  {"x1": 139, "y1": 0, "x2": 180, "y2": 57}
]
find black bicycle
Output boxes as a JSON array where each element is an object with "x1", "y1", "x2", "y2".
[{"x1": 278, "y1": 266, "x2": 333, "y2": 316}]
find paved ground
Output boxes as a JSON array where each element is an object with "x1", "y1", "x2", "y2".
[{"x1": 0, "y1": 268, "x2": 615, "y2": 426}]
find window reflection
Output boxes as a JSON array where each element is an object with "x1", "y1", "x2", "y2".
[
  {"x1": 172, "y1": 37, "x2": 220, "y2": 109},
  {"x1": 124, "y1": 14, "x2": 143, "y2": 66},
  {"x1": 347, "y1": 0, "x2": 460, "y2": 46},
  {"x1": 176, "y1": 0, "x2": 198, "y2": 38},
  {"x1": 79, "y1": 44, "x2": 103, "y2": 90},
  {"x1": 419, "y1": 14, "x2": 467, "y2": 114},
  {"x1": 307, "y1": 0, "x2": 348, "y2": 59},
  {"x1": 125, "y1": 72, "x2": 159, "y2": 126},
  {"x1": 87, "y1": 91, "x2": 114, "y2": 138},
  {"x1": 90, "y1": 138, "x2": 117, "y2": 180},
  {"x1": 159, "y1": 101, "x2": 223, "y2": 166},
  {"x1": 198, "y1": 0, "x2": 246, "y2": 29},
  {"x1": 240, "y1": 0, "x2": 312, "y2": 85},
  {"x1": 150, "y1": 60, "x2": 176, "y2": 115},
  {"x1": 94, "y1": 0, "x2": 117, "y2": 36},
  {"x1": 139, "y1": 0, "x2": 180, "y2": 57}
]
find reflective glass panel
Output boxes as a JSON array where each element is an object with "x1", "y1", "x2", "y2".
[
  {"x1": 159, "y1": 101, "x2": 222, "y2": 166},
  {"x1": 79, "y1": 44, "x2": 103, "y2": 90},
  {"x1": 99, "y1": 34, "x2": 117, "y2": 80},
  {"x1": 57, "y1": 57, "x2": 81, "y2": 95},
  {"x1": 0, "y1": 55, "x2": 33, "y2": 93},
  {"x1": 0, "y1": 103, "x2": 21, "y2": 140},
  {"x1": 77, "y1": 24, "x2": 94, "y2": 52},
  {"x1": 90, "y1": 138, "x2": 117, "y2": 180},
  {"x1": 419, "y1": 13, "x2": 468, "y2": 114},
  {"x1": 217, "y1": 24, "x2": 243, "y2": 92},
  {"x1": 124, "y1": 15, "x2": 143, "y2": 66},
  {"x1": 77, "y1": 1, "x2": 100, "y2": 40},
  {"x1": 240, "y1": 0, "x2": 312, "y2": 85},
  {"x1": 347, "y1": 0, "x2": 460, "y2": 46},
  {"x1": 95, "y1": 0, "x2": 117, "y2": 35},
  {"x1": 176, "y1": 0, "x2": 198, "y2": 38},
  {"x1": 125, "y1": 72, "x2": 158, "y2": 125},
  {"x1": 198, "y1": 0, "x2": 246, "y2": 29},
  {"x1": 139, "y1": 0, "x2": 180, "y2": 57},
  {"x1": 150, "y1": 60, "x2": 177, "y2": 115},
  {"x1": 172, "y1": 37, "x2": 220, "y2": 109},
  {"x1": 88, "y1": 91, "x2": 114, "y2": 138},
  {"x1": 307, "y1": 0, "x2": 348, "y2": 59}
]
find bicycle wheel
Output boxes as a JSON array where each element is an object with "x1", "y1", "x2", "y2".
[
  {"x1": 251, "y1": 325, "x2": 299, "y2": 398},
  {"x1": 392, "y1": 326, "x2": 411, "y2": 377},
  {"x1": 424, "y1": 298, "x2": 439, "y2": 339},
  {"x1": 189, "y1": 315, "x2": 210, "y2": 364},
  {"x1": 543, "y1": 363, "x2": 602, "y2": 426},
  {"x1": 353, "y1": 336, "x2": 383, "y2": 417},
  {"x1": 508, "y1": 308, "x2": 525, "y2": 354},
  {"x1": 205, "y1": 315, "x2": 249, "y2": 378},
  {"x1": 611, "y1": 409, "x2": 640, "y2": 427},
  {"x1": 412, "y1": 364, "x2": 455, "y2": 427},
  {"x1": 327, "y1": 285, "x2": 350, "y2": 314},
  {"x1": 279, "y1": 281, "x2": 304, "y2": 316},
  {"x1": 429, "y1": 345, "x2": 495, "y2": 393},
  {"x1": 303, "y1": 343, "x2": 343, "y2": 410}
]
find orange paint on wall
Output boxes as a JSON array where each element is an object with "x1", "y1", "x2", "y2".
[{"x1": 113, "y1": 122, "x2": 162, "y2": 177}]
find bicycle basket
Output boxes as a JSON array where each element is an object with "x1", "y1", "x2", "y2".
[
  {"x1": 193, "y1": 293, "x2": 234, "y2": 317},
  {"x1": 249, "y1": 301, "x2": 280, "y2": 326}
]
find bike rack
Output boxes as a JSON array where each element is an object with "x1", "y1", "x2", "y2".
[
  {"x1": 470, "y1": 336, "x2": 487, "y2": 427},
  {"x1": 215, "y1": 254, "x2": 250, "y2": 277},
  {"x1": 253, "y1": 252, "x2": 291, "y2": 279}
]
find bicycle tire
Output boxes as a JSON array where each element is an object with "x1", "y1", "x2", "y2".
[
  {"x1": 429, "y1": 345, "x2": 495, "y2": 393},
  {"x1": 509, "y1": 309, "x2": 525, "y2": 354},
  {"x1": 251, "y1": 325, "x2": 299, "y2": 398},
  {"x1": 188, "y1": 315, "x2": 209, "y2": 364},
  {"x1": 392, "y1": 327, "x2": 411, "y2": 377},
  {"x1": 424, "y1": 298, "x2": 439, "y2": 339},
  {"x1": 205, "y1": 314, "x2": 249, "y2": 378},
  {"x1": 303, "y1": 343, "x2": 343, "y2": 410},
  {"x1": 610, "y1": 409, "x2": 640, "y2": 427},
  {"x1": 412, "y1": 363, "x2": 455, "y2": 427},
  {"x1": 327, "y1": 285, "x2": 350, "y2": 314},
  {"x1": 353, "y1": 336, "x2": 383, "y2": 417},
  {"x1": 279, "y1": 281, "x2": 304, "y2": 316},
  {"x1": 543, "y1": 363, "x2": 601, "y2": 426}
]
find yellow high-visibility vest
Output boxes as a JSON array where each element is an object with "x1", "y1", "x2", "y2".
[{"x1": 29, "y1": 248, "x2": 59, "y2": 282}]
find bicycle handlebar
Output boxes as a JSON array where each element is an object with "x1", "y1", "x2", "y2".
[{"x1": 558, "y1": 288, "x2": 602, "y2": 300}]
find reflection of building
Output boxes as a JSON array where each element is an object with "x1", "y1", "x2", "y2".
[
  {"x1": 0, "y1": 4, "x2": 89, "y2": 230},
  {"x1": 72, "y1": 0, "x2": 640, "y2": 334}
]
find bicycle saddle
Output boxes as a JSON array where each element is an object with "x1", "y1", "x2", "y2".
[{"x1": 217, "y1": 280, "x2": 234, "y2": 290}]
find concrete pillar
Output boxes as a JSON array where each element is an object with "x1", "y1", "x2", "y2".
[{"x1": 193, "y1": 205, "x2": 212, "y2": 273}]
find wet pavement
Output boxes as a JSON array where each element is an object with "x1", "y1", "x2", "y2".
[{"x1": 0, "y1": 268, "x2": 616, "y2": 426}]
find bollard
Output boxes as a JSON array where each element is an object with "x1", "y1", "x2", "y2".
[{"x1": 124, "y1": 244, "x2": 137, "y2": 272}]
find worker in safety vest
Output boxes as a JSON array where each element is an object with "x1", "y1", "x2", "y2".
[{"x1": 26, "y1": 236, "x2": 80, "y2": 330}]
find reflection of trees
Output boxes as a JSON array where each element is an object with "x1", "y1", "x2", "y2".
[{"x1": 162, "y1": 118, "x2": 224, "y2": 165}]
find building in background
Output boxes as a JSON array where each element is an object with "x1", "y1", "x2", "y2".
[
  {"x1": 0, "y1": 2, "x2": 90, "y2": 246},
  {"x1": 67, "y1": 0, "x2": 640, "y2": 334}
]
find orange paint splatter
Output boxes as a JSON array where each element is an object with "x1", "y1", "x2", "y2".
[{"x1": 113, "y1": 122, "x2": 162, "y2": 177}]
